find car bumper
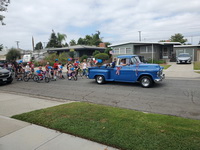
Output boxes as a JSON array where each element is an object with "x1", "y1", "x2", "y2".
[
  {"x1": 0, "y1": 76, "x2": 13, "y2": 84},
  {"x1": 177, "y1": 60, "x2": 191, "y2": 64},
  {"x1": 154, "y1": 74, "x2": 165, "y2": 82}
]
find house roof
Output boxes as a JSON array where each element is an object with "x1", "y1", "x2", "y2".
[
  {"x1": 109, "y1": 41, "x2": 181, "y2": 47},
  {"x1": 46, "y1": 45, "x2": 105, "y2": 51},
  {"x1": 174, "y1": 45, "x2": 200, "y2": 48}
]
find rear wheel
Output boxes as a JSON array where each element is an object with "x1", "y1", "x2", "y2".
[
  {"x1": 45, "y1": 77, "x2": 50, "y2": 83},
  {"x1": 95, "y1": 75, "x2": 105, "y2": 84},
  {"x1": 139, "y1": 76, "x2": 153, "y2": 88},
  {"x1": 23, "y1": 76, "x2": 29, "y2": 82}
]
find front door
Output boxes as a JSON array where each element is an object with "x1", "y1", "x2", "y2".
[
  {"x1": 163, "y1": 48, "x2": 168, "y2": 59},
  {"x1": 114, "y1": 65, "x2": 136, "y2": 82}
]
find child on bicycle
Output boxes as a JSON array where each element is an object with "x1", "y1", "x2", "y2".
[{"x1": 36, "y1": 66, "x2": 44, "y2": 80}]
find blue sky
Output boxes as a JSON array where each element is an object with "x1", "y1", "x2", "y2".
[{"x1": 0, "y1": 0, "x2": 200, "y2": 50}]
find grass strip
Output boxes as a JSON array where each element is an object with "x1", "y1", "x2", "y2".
[
  {"x1": 194, "y1": 61, "x2": 200, "y2": 70},
  {"x1": 160, "y1": 64, "x2": 171, "y2": 69},
  {"x1": 12, "y1": 102, "x2": 200, "y2": 150}
]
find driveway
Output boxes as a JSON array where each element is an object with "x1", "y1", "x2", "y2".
[{"x1": 164, "y1": 62, "x2": 200, "y2": 79}]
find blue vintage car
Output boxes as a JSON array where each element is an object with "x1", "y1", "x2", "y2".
[{"x1": 88, "y1": 55, "x2": 165, "y2": 88}]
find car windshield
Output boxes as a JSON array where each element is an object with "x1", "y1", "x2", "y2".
[
  {"x1": 178, "y1": 53, "x2": 190, "y2": 57},
  {"x1": 0, "y1": 67, "x2": 2, "y2": 70},
  {"x1": 131, "y1": 56, "x2": 141, "y2": 64}
]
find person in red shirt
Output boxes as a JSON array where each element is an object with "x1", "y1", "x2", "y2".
[{"x1": 53, "y1": 59, "x2": 59, "y2": 80}]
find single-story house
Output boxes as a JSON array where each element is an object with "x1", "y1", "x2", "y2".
[
  {"x1": 46, "y1": 45, "x2": 106, "y2": 58},
  {"x1": 174, "y1": 45, "x2": 200, "y2": 62},
  {"x1": 109, "y1": 41, "x2": 181, "y2": 62}
]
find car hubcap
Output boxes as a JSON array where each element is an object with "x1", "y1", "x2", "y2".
[
  {"x1": 142, "y1": 78, "x2": 150, "y2": 87},
  {"x1": 97, "y1": 76, "x2": 103, "y2": 83}
]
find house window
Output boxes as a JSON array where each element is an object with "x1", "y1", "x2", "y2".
[
  {"x1": 140, "y1": 46, "x2": 155, "y2": 53},
  {"x1": 126, "y1": 48, "x2": 132, "y2": 54},
  {"x1": 114, "y1": 48, "x2": 120, "y2": 54},
  {"x1": 120, "y1": 48, "x2": 126, "y2": 54}
]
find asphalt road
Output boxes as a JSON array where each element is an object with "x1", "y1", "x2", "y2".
[{"x1": 1, "y1": 76, "x2": 200, "y2": 120}]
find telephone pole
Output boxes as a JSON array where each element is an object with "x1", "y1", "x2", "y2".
[{"x1": 15, "y1": 41, "x2": 20, "y2": 49}]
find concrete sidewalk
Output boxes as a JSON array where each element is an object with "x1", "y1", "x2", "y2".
[
  {"x1": 0, "y1": 92, "x2": 117, "y2": 150},
  {"x1": 164, "y1": 62, "x2": 200, "y2": 79}
]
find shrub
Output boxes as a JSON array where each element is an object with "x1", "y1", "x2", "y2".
[
  {"x1": 80, "y1": 55, "x2": 88, "y2": 62},
  {"x1": 94, "y1": 53, "x2": 109, "y2": 60},
  {"x1": 147, "y1": 59, "x2": 166, "y2": 64}
]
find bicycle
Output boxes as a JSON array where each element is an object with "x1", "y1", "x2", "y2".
[
  {"x1": 36, "y1": 72, "x2": 50, "y2": 83},
  {"x1": 23, "y1": 72, "x2": 38, "y2": 82}
]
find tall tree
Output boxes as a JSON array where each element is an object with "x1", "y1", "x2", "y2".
[
  {"x1": 6, "y1": 48, "x2": 21, "y2": 61},
  {"x1": 57, "y1": 33, "x2": 67, "y2": 47},
  {"x1": 0, "y1": 0, "x2": 10, "y2": 25},
  {"x1": 0, "y1": 44, "x2": 3, "y2": 51},
  {"x1": 77, "y1": 38, "x2": 85, "y2": 45},
  {"x1": 35, "y1": 42, "x2": 43, "y2": 50},
  {"x1": 46, "y1": 30, "x2": 59, "y2": 48},
  {"x1": 69, "y1": 39, "x2": 76, "y2": 46},
  {"x1": 170, "y1": 33, "x2": 187, "y2": 44}
]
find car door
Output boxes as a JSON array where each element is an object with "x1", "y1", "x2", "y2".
[{"x1": 113, "y1": 64, "x2": 136, "y2": 82}]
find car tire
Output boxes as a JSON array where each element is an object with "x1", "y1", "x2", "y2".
[
  {"x1": 139, "y1": 76, "x2": 153, "y2": 88},
  {"x1": 95, "y1": 75, "x2": 105, "y2": 84}
]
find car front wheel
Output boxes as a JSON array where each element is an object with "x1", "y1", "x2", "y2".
[{"x1": 139, "y1": 76, "x2": 153, "y2": 88}]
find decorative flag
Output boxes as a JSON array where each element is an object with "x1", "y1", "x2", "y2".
[{"x1": 116, "y1": 67, "x2": 121, "y2": 75}]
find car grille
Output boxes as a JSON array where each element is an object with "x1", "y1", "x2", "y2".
[{"x1": 0, "y1": 72, "x2": 10, "y2": 78}]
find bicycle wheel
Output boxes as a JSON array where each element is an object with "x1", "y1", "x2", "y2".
[
  {"x1": 23, "y1": 76, "x2": 29, "y2": 82},
  {"x1": 73, "y1": 75, "x2": 77, "y2": 81},
  {"x1": 45, "y1": 77, "x2": 50, "y2": 83},
  {"x1": 32, "y1": 75, "x2": 38, "y2": 82},
  {"x1": 34, "y1": 76, "x2": 40, "y2": 83}
]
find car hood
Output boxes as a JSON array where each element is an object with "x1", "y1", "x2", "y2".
[
  {"x1": 177, "y1": 57, "x2": 191, "y2": 60},
  {"x1": 0, "y1": 68, "x2": 9, "y2": 74},
  {"x1": 138, "y1": 63, "x2": 163, "y2": 70}
]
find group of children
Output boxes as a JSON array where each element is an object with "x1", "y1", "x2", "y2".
[{"x1": 3, "y1": 58, "x2": 93, "y2": 81}]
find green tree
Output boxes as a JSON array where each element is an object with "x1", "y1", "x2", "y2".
[
  {"x1": 77, "y1": 38, "x2": 85, "y2": 45},
  {"x1": 104, "y1": 47, "x2": 112, "y2": 58},
  {"x1": 57, "y1": 33, "x2": 67, "y2": 47},
  {"x1": 35, "y1": 42, "x2": 43, "y2": 50},
  {"x1": 0, "y1": 44, "x2": 3, "y2": 51},
  {"x1": 6, "y1": 48, "x2": 21, "y2": 61},
  {"x1": 69, "y1": 39, "x2": 76, "y2": 46},
  {"x1": 94, "y1": 53, "x2": 109, "y2": 60},
  {"x1": 0, "y1": 0, "x2": 10, "y2": 25},
  {"x1": 92, "y1": 50, "x2": 100, "y2": 56},
  {"x1": 46, "y1": 30, "x2": 59, "y2": 48},
  {"x1": 170, "y1": 33, "x2": 187, "y2": 44}
]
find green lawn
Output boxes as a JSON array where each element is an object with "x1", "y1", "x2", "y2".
[
  {"x1": 160, "y1": 64, "x2": 171, "y2": 69},
  {"x1": 12, "y1": 102, "x2": 200, "y2": 150},
  {"x1": 194, "y1": 61, "x2": 200, "y2": 70}
]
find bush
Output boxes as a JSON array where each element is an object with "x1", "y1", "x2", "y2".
[
  {"x1": 147, "y1": 59, "x2": 166, "y2": 64},
  {"x1": 92, "y1": 50, "x2": 100, "y2": 57},
  {"x1": 94, "y1": 53, "x2": 109, "y2": 60},
  {"x1": 80, "y1": 55, "x2": 88, "y2": 62}
]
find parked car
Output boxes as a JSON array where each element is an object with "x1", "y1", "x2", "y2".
[
  {"x1": 176, "y1": 53, "x2": 192, "y2": 64},
  {"x1": 88, "y1": 55, "x2": 165, "y2": 88},
  {"x1": 0, "y1": 67, "x2": 13, "y2": 85}
]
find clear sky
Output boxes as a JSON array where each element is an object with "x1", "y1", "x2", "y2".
[{"x1": 0, "y1": 0, "x2": 200, "y2": 50}]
